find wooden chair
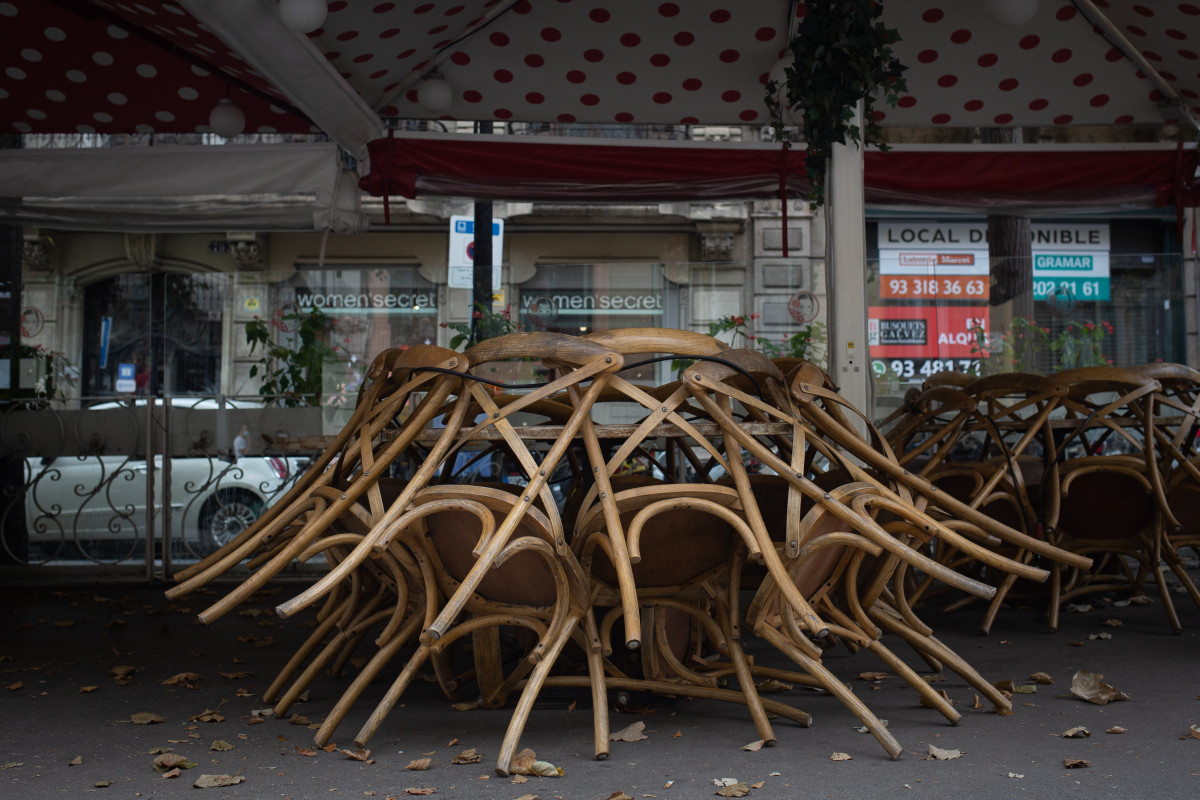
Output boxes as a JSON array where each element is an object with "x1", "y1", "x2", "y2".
[
  {"x1": 680, "y1": 354, "x2": 1025, "y2": 756},
  {"x1": 1043, "y1": 367, "x2": 1184, "y2": 631},
  {"x1": 561, "y1": 330, "x2": 812, "y2": 744},
  {"x1": 295, "y1": 332, "x2": 626, "y2": 776}
]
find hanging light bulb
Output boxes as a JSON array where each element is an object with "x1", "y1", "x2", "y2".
[
  {"x1": 983, "y1": 0, "x2": 1040, "y2": 26},
  {"x1": 279, "y1": 0, "x2": 328, "y2": 33},
  {"x1": 417, "y1": 74, "x2": 453, "y2": 113},
  {"x1": 209, "y1": 97, "x2": 245, "y2": 138}
]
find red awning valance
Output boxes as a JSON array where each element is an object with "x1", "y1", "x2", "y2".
[{"x1": 361, "y1": 134, "x2": 1199, "y2": 213}]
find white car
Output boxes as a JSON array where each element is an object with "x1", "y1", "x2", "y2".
[{"x1": 17, "y1": 398, "x2": 309, "y2": 560}]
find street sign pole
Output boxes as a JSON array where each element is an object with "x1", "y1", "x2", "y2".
[{"x1": 471, "y1": 121, "x2": 494, "y2": 345}]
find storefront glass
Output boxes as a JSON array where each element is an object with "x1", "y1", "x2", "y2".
[{"x1": 866, "y1": 218, "x2": 1185, "y2": 411}]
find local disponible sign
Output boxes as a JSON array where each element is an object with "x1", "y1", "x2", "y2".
[
  {"x1": 448, "y1": 215, "x2": 504, "y2": 290},
  {"x1": 877, "y1": 222, "x2": 1110, "y2": 301}
]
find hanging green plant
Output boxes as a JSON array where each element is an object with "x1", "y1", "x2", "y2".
[{"x1": 765, "y1": 0, "x2": 908, "y2": 206}]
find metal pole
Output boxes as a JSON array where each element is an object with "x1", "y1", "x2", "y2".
[
  {"x1": 826, "y1": 101, "x2": 871, "y2": 431},
  {"x1": 471, "y1": 121, "x2": 494, "y2": 345}
]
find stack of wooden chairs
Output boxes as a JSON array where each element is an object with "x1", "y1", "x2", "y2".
[
  {"x1": 879, "y1": 364, "x2": 1200, "y2": 634},
  {"x1": 166, "y1": 330, "x2": 1093, "y2": 768}
]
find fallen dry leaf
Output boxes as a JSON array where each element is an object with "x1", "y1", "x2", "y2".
[
  {"x1": 853, "y1": 720, "x2": 887, "y2": 733},
  {"x1": 450, "y1": 701, "x2": 479, "y2": 711},
  {"x1": 1087, "y1": 632, "x2": 1113, "y2": 641},
  {"x1": 606, "y1": 792, "x2": 633, "y2": 800},
  {"x1": 341, "y1": 749, "x2": 374, "y2": 763},
  {"x1": 293, "y1": 746, "x2": 318, "y2": 757},
  {"x1": 110, "y1": 665, "x2": 138, "y2": 680},
  {"x1": 740, "y1": 740, "x2": 764, "y2": 752},
  {"x1": 161, "y1": 768, "x2": 182, "y2": 779},
  {"x1": 0, "y1": 763, "x2": 23, "y2": 771},
  {"x1": 403, "y1": 790, "x2": 435, "y2": 796},
  {"x1": 406, "y1": 758, "x2": 432, "y2": 771},
  {"x1": 1100, "y1": 618, "x2": 1123, "y2": 627},
  {"x1": 190, "y1": 708, "x2": 225, "y2": 723},
  {"x1": 1106, "y1": 726, "x2": 1127, "y2": 734},
  {"x1": 1065, "y1": 603, "x2": 1092, "y2": 613},
  {"x1": 751, "y1": 781, "x2": 765, "y2": 789},
  {"x1": 756, "y1": 678, "x2": 793, "y2": 693},
  {"x1": 218, "y1": 671, "x2": 253, "y2": 680},
  {"x1": 925, "y1": 744, "x2": 964, "y2": 761},
  {"x1": 161, "y1": 672, "x2": 200, "y2": 689},
  {"x1": 193, "y1": 774, "x2": 245, "y2": 788},
  {"x1": 1062, "y1": 726, "x2": 1090, "y2": 738},
  {"x1": 1070, "y1": 670, "x2": 1130, "y2": 705},
  {"x1": 5, "y1": 681, "x2": 24, "y2": 690},
  {"x1": 289, "y1": 713, "x2": 310, "y2": 725},
  {"x1": 78, "y1": 685, "x2": 99, "y2": 694},
  {"x1": 830, "y1": 752, "x2": 852, "y2": 761},
  {"x1": 1063, "y1": 758, "x2": 1090, "y2": 769},
  {"x1": 451, "y1": 748, "x2": 481, "y2": 764},
  {"x1": 1027, "y1": 672, "x2": 1054, "y2": 685},
  {"x1": 610, "y1": 721, "x2": 648, "y2": 742},
  {"x1": 153, "y1": 753, "x2": 197, "y2": 772},
  {"x1": 511, "y1": 774, "x2": 528, "y2": 784},
  {"x1": 446, "y1": 738, "x2": 458, "y2": 747},
  {"x1": 131, "y1": 712, "x2": 164, "y2": 725},
  {"x1": 68, "y1": 756, "x2": 82, "y2": 766},
  {"x1": 922, "y1": 674, "x2": 947, "y2": 683},
  {"x1": 858, "y1": 671, "x2": 890, "y2": 682},
  {"x1": 95, "y1": 780, "x2": 111, "y2": 788},
  {"x1": 672, "y1": 731, "x2": 682, "y2": 738},
  {"x1": 210, "y1": 740, "x2": 234, "y2": 752},
  {"x1": 715, "y1": 782, "x2": 750, "y2": 797}
]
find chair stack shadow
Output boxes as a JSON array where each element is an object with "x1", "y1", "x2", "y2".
[{"x1": 165, "y1": 330, "x2": 1097, "y2": 768}]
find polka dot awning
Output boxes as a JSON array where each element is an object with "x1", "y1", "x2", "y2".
[{"x1": 1, "y1": 0, "x2": 1197, "y2": 137}]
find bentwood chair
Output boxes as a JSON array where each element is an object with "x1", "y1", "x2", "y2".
[
  {"x1": 681, "y1": 353, "x2": 1024, "y2": 756},
  {"x1": 296, "y1": 332, "x2": 626, "y2": 776},
  {"x1": 1045, "y1": 367, "x2": 1191, "y2": 632}
]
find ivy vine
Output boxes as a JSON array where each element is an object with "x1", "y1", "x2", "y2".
[{"x1": 765, "y1": 0, "x2": 908, "y2": 206}]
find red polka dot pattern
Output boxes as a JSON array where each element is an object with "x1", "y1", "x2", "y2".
[
  {"x1": 880, "y1": 0, "x2": 1200, "y2": 128},
  {"x1": 1, "y1": 0, "x2": 1198, "y2": 133}
]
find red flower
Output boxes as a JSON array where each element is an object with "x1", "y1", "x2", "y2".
[
  {"x1": 750, "y1": 312, "x2": 760, "y2": 320},
  {"x1": 472, "y1": 310, "x2": 483, "y2": 319},
  {"x1": 1084, "y1": 322, "x2": 1095, "y2": 331}
]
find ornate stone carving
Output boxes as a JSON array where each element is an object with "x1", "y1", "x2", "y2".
[
  {"x1": 696, "y1": 221, "x2": 742, "y2": 262},
  {"x1": 22, "y1": 236, "x2": 52, "y2": 271},
  {"x1": 230, "y1": 240, "x2": 265, "y2": 270},
  {"x1": 124, "y1": 233, "x2": 158, "y2": 269}
]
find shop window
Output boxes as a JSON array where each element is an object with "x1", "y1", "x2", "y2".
[
  {"x1": 867, "y1": 219, "x2": 1185, "y2": 410},
  {"x1": 233, "y1": 266, "x2": 438, "y2": 410},
  {"x1": 81, "y1": 273, "x2": 224, "y2": 398}
]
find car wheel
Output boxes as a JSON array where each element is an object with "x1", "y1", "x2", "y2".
[{"x1": 197, "y1": 489, "x2": 264, "y2": 554}]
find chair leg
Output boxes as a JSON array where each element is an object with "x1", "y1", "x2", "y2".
[
  {"x1": 1047, "y1": 563, "x2": 1062, "y2": 633},
  {"x1": 354, "y1": 643, "x2": 431, "y2": 748},
  {"x1": 1151, "y1": 558, "x2": 1183, "y2": 633},
  {"x1": 980, "y1": 571, "x2": 1019, "y2": 635},
  {"x1": 313, "y1": 613, "x2": 422, "y2": 747},
  {"x1": 495, "y1": 608, "x2": 585, "y2": 777},
  {"x1": 756, "y1": 624, "x2": 902, "y2": 760},
  {"x1": 582, "y1": 608, "x2": 610, "y2": 761},
  {"x1": 871, "y1": 610, "x2": 1012, "y2": 712}
]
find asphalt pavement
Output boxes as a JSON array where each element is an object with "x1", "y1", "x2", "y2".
[{"x1": 2, "y1": 573, "x2": 1198, "y2": 800}]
